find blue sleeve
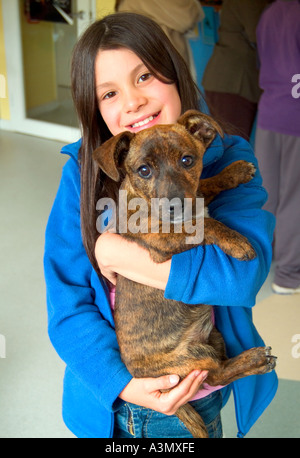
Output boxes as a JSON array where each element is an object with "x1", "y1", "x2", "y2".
[
  {"x1": 44, "y1": 157, "x2": 132, "y2": 410},
  {"x1": 164, "y1": 135, "x2": 275, "y2": 307}
]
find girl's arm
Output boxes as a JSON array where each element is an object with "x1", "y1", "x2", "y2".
[
  {"x1": 95, "y1": 231, "x2": 171, "y2": 290},
  {"x1": 96, "y1": 135, "x2": 275, "y2": 309}
]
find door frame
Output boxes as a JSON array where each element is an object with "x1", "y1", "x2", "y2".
[{"x1": 0, "y1": 0, "x2": 96, "y2": 143}]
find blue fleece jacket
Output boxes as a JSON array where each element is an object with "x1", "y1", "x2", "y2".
[{"x1": 44, "y1": 133, "x2": 278, "y2": 438}]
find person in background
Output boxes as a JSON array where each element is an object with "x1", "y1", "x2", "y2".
[
  {"x1": 115, "y1": 0, "x2": 204, "y2": 75},
  {"x1": 202, "y1": 0, "x2": 272, "y2": 139},
  {"x1": 255, "y1": 0, "x2": 300, "y2": 295}
]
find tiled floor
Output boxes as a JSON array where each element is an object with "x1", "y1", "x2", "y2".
[
  {"x1": 0, "y1": 129, "x2": 299, "y2": 438},
  {"x1": 222, "y1": 289, "x2": 300, "y2": 438}
]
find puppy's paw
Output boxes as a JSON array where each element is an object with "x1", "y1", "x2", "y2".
[
  {"x1": 264, "y1": 346, "x2": 277, "y2": 372},
  {"x1": 229, "y1": 160, "x2": 256, "y2": 184},
  {"x1": 239, "y1": 346, "x2": 277, "y2": 376},
  {"x1": 252, "y1": 346, "x2": 277, "y2": 374},
  {"x1": 244, "y1": 161, "x2": 256, "y2": 181},
  {"x1": 227, "y1": 237, "x2": 256, "y2": 261}
]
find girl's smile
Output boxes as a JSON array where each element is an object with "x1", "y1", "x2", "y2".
[
  {"x1": 95, "y1": 48, "x2": 182, "y2": 135},
  {"x1": 126, "y1": 111, "x2": 160, "y2": 130}
]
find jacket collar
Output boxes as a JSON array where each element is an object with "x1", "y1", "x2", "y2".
[{"x1": 61, "y1": 138, "x2": 81, "y2": 160}]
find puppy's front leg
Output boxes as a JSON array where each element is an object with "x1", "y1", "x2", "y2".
[
  {"x1": 199, "y1": 161, "x2": 256, "y2": 204},
  {"x1": 123, "y1": 215, "x2": 256, "y2": 263},
  {"x1": 125, "y1": 230, "x2": 200, "y2": 263},
  {"x1": 203, "y1": 218, "x2": 256, "y2": 261}
]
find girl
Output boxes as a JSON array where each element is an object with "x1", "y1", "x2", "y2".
[{"x1": 44, "y1": 12, "x2": 277, "y2": 439}]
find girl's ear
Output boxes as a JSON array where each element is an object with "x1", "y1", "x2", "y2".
[
  {"x1": 93, "y1": 131, "x2": 134, "y2": 181},
  {"x1": 177, "y1": 110, "x2": 223, "y2": 147}
]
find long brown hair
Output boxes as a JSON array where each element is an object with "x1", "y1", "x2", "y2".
[{"x1": 71, "y1": 12, "x2": 204, "y2": 272}]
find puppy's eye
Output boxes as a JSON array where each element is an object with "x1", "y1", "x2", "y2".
[
  {"x1": 181, "y1": 155, "x2": 194, "y2": 168},
  {"x1": 138, "y1": 165, "x2": 152, "y2": 178}
]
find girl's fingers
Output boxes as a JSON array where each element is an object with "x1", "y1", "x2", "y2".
[
  {"x1": 144, "y1": 374, "x2": 180, "y2": 394},
  {"x1": 159, "y1": 370, "x2": 209, "y2": 414},
  {"x1": 184, "y1": 370, "x2": 209, "y2": 400},
  {"x1": 176, "y1": 370, "x2": 208, "y2": 400}
]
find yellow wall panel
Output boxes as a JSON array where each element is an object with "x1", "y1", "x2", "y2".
[
  {"x1": 96, "y1": 0, "x2": 115, "y2": 19},
  {"x1": 20, "y1": 4, "x2": 57, "y2": 110},
  {"x1": 0, "y1": 0, "x2": 10, "y2": 120}
]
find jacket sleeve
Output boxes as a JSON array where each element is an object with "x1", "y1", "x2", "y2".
[
  {"x1": 44, "y1": 157, "x2": 132, "y2": 410},
  {"x1": 164, "y1": 134, "x2": 275, "y2": 307}
]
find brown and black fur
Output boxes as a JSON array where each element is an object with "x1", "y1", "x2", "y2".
[{"x1": 93, "y1": 110, "x2": 276, "y2": 438}]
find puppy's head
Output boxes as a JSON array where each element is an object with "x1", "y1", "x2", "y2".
[{"x1": 93, "y1": 110, "x2": 223, "y2": 203}]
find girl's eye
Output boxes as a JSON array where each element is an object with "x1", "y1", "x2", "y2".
[
  {"x1": 138, "y1": 165, "x2": 152, "y2": 178},
  {"x1": 181, "y1": 155, "x2": 194, "y2": 168},
  {"x1": 103, "y1": 91, "x2": 116, "y2": 100},
  {"x1": 138, "y1": 73, "x2": 152, "y2": 83}
]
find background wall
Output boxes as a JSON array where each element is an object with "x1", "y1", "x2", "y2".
[
  {"x1": 96, "y1": 0, "x2": 115, "y2": 18},
  {"x1": 20, "y1": 5, "x2": 57, "y2": 111},
  {"x1": 0, "y1": 0, "x2": 116, "y2": 122}
]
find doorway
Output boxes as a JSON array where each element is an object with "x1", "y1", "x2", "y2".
[{"x1": 1, "y1": 0, "x2": 95, "y2": 142}]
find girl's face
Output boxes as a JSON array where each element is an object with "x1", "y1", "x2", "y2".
[{"x1": 95, "y1": 48, "x2": 182, "y2": 136}]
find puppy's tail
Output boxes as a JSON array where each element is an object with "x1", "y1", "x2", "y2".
[{"x1": 176, "y1": 404, "x2": 208, "y2": 438}]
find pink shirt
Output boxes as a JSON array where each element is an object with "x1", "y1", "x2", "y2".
[{"x1": 109, "y1": 286, "x2": 224, "y2": 400}]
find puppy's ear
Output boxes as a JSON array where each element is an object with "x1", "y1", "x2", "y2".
[
  {"x1": 93, "y1": 131, "x2": 134, "y2": 181},
  {"x1": 177, "y1": 110, "x2": 223, "y2": 148}
]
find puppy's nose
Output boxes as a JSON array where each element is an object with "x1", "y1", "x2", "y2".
[
  {"x1": 167, "y1": 200, "x2": 184, "y2": 221},
  {"x1": 169, "y1": 205, "x2": 176, "y2": 216}
]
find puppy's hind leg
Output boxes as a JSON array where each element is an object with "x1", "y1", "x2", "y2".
[{"x1": 207, "y1": 346, "x2": 277, "y2": 387}]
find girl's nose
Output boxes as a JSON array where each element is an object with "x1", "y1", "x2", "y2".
[{"x1": 123, "y1": 88, "x2": 147, "y2": 113}]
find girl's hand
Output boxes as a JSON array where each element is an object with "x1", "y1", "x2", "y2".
[
  {"x1": 119, "y1": 371, "x2": 208, "y2": 415},
  {"x1": 95, "y1": 232, "x2": 171, "y2": 290}
]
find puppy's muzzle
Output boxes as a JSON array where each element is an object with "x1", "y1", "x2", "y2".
[
  {"x1": 165, "y1": 201, "x2": 184, "y2": 223},
  {"x1": 158, "y1": 197, "x2": 195, "y2": 224}
]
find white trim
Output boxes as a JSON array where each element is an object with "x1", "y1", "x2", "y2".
[{"x1": 0, "y1": 117, "x2": 80, "y2": 143}]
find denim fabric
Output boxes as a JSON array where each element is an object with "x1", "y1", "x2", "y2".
[{"x1": 113, "y1": 391, "x2": 223, "y2": 438}]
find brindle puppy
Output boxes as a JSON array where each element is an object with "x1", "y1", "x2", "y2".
[{"x1": 93, "y1": 110, "x2": 276, "y2": 438}]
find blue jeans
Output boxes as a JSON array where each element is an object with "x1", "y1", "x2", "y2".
[{"x1": 113, "y1": 391, "x2": 223, "y2": 438}]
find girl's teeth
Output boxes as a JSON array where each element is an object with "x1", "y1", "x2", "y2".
[{"x1": 131, "y1": 115, "x2": 154, "y2": 128}]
